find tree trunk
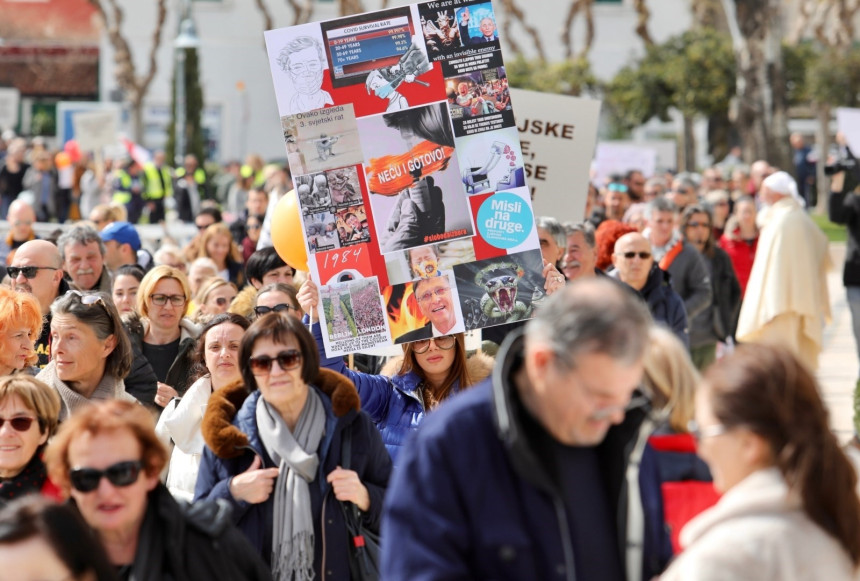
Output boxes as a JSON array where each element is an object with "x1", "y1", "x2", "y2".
[
  {"x1": 815, "y1": 103, "x2": 831, "y2": 214},
  {"x1": 131, "y1": 98, "x2": 144, "y2": 143},
  {"x1": 683, "y1": 114, "x2": 696, "y2": 172},
  {"x1": 721, "y1": 0, "x2": 791, "y2": 170}
]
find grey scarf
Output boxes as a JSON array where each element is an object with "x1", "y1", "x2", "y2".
[{"x1": 256, "y1": 389, "x2": 326, "y2": 581}]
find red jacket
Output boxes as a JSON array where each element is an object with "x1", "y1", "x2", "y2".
[{"x1": 719, "y1": 230, "x2": 758, "y2": 297}]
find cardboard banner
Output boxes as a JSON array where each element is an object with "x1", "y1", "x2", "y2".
[
  {"x1": 509, "y1": 88, "x2": 600, "y2": 223},
  {"x1": 72, "y1": 110, "x2": 119, "y2": 152},
  {"x1": 0, "y1": 88, "x2": 20, "y2": 130},
  {"x1": 265, "y1": 0, "x2": 546, "y2": 357}
]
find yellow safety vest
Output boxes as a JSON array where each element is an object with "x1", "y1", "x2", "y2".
[
  {"x1": 143, "y1": 163, "x2": 173, "y2": 200},
  {"x1": 112, "y1": 170, "x2": 132, "y2": 205}
]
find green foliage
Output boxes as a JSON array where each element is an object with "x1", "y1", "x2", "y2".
[
  {"x1": 166, "y1": 47, "x2": 206, "y2": 164},
  {"x1": 604, "y1": 28, "x2": 735, "y2": 132},
  {"x1": 506, "y1": 55, "x2": 599, "y2": 96},
  {"x1": 783, "y1": 42, "x2": 818, "y2": 106},
  {"x1": 603, "y1": 28, "x2": 735, "y2": 158},
  {"x1": 807, "y1": 46, "x2": 860, "y2": 108}
]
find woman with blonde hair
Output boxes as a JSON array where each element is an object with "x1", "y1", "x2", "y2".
[
  {"x1": 639, "y1": 327, "x2": 717, "y2": 553},
  {"x1": 123, "y1": 266, "x2": 200, "y2": 408},
  {"x1": 196, "y1": 223, "x2": 245, "y2": 288},
  {"x1": 0, "y1": 285, "x2": 42, "y2": 376},
  {"x1": 192, "y1": 277, "x2": 238, "y2": 323}
]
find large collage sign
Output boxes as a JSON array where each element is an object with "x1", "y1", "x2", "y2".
[{"x1": 265, "y1": 0, "x2": 545, "y2": 357}]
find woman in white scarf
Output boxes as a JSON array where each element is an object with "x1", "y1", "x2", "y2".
[
  {"x1": 196, "y1": 313, "x2": 392, "y2": 580},
  {"x1": 156, "y1": 313, "x2": 250, "y2": 501}
]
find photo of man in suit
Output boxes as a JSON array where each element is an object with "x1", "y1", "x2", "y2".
[{"x1": 395, "y1": 272, "x2": 464, "y2": 344}]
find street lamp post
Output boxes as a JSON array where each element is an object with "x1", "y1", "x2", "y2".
[{"x1": 174, "y1": 15, "x2": 200, "y2": 167}]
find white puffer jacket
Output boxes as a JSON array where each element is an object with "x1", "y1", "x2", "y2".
[{"x1": 155, "y1": 375, "x2": 213, "y2": 502}]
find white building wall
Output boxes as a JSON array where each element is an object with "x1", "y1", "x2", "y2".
[{"x1": 98, "y1": 0, "x2": 693, "y2": 163}]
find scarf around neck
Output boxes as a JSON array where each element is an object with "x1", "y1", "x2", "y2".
[
  {"x1": 256, "y1": 388, "x2": 326, "y2": 581},
  {"x1": 38, "y1": 361, "x2": 127, "y2": 421},
  {"x1": 0, "y1": 453, "x2": 47, "y2": 505}
]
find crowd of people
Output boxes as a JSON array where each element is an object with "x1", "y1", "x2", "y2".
[{"x1": 0, "y1": 129, "x2": 857, "y2": 581}]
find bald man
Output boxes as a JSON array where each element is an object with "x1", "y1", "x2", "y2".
[
  {"x1": 10, "y1": 239, "x2": 69, "y2": 367},
  {"x1": 0, "y1": 199, "x2": 37, "y2": 265},
  {"x1": 610, "y1": 232, "x2": 688, "y2": 346}
]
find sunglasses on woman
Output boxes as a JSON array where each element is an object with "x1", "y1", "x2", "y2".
[
  {"x1": 0, "y1": 416, "x2": 37, "y2": 432},
  {"x1": 412, "y1": 335, "x2": 457, "y2": 354},
  {"x1": 69, "y1": 460, "x2": 143, "y2": 493},
  {"x1": 254, "y1": 304, "x2": 298, "y2": 316},
  {"x1": 248, "y1": 350, "x2": 302, "y2": 375}
]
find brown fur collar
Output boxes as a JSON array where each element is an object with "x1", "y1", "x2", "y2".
[
  {"x1": 201, "y1": 368, "x2": 360, "y2": 459},
  {"x1": 379, "y1": 350, "x2": 495, "y2": 385}
]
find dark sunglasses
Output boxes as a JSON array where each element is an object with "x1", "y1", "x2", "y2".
[
  {"x1": 8, "y1": 266, "x2": 58, "y2": 279},
  {"x1": 620, "y1": 251, "x2": 652, "y2": 260},
  {"x1": 248, "y1": 350, "x2": 302, "y2": 375},
  {"x1": 254, "y1": 304, "x2": 298, "y2": 316},
  {"x1": 69, "y1": 460, "x2": 143, "y2": 493},
  {"x1": 0, "y1": 416, "x2": 37, "y2": 432}
]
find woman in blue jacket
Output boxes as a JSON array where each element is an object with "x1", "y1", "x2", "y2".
[
  {"x1": 297, "y1": 279, "x2": 493, "y2": 463},
  {"x1": 195, "y1": 313, "x2": 391, "y2": 578}
]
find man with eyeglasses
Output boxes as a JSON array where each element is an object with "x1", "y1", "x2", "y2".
[
  {"x1": 9, "y1": 240, "x2": 68, "y2": 367},
  {"x1": 610, "y1": 232, "x2": 689, "y2": 346},
  {"x1": 395, "y1": 273, "x2": 464, "y2": 344},
  {"x1": 383, "y1": 278, "x2": 671, "y2": 581},
  {"x1": 0, "y1": 199, "x2": 37, "y2": 266},
  {"x1": 276, "y1": 36, "x2": 333, "y2": 114}
]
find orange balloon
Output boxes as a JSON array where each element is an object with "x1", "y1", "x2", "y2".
[{"x1": 271, "y1": 189, "x2": 309, "y2": 272}]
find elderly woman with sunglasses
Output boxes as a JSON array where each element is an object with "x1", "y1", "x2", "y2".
[
  {"x1": 124, "y1": 266, "x2": 200, "y2": 408},
  {"x1": 44, "y1": 400, "x2": 270, "y2": 580},
  {"x1": 297, "y1": 279, "x2": 493, "y2": 464},
  {"x1": 0, "y1": 376, "x2": 62, "y2": 506},
  {"x1": 155, "y1": 313, "x2": 250, "y2": 501},
  {"x1": 35, "y1": 291, "x2": 136, "y2": 421},
  {"x1": 196, "y1": 313, "x2": 391, "y2": 578}
]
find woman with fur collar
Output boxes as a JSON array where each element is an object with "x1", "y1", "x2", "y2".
[
  {"x1": 195, "y1": 313, "x2": 391, "y2": 578},
  {"x1": 155, "y1": 313, "x2": 249, "y2": 501},
  {"x1": 297, "y1": 279, "x2": 493, "y2": 464}
]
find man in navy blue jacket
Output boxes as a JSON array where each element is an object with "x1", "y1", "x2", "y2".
[{"x1": 382, "y1": 278, "x2": 671, "y2": 581}]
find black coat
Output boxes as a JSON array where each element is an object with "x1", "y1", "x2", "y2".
[
  {"x1": 99, "y1": 484, "x2": 270, "y2": 581},
  {"x1": 829, "y1": 188, "x2": 860, "y2": 287}
]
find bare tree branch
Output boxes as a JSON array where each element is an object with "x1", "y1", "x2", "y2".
[
  {"x1": 633, "y1": 0, "x2": 654, "y2": 46},
  {"x1": 561, "y1": 0, "x2": 595, "y2": 60},
  {"x1": 499, "y1": 0, "x2": 546, "y2": 60},
  {"x1": 254, "y1": 0, "x2": 274, "y2": 32},
  {"x1": 338, "y1": 0, "x2": 365, "y2": 16}
]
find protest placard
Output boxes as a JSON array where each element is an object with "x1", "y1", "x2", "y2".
[
  {"x1": 509, "y1": 88, "x2": 600, "y2": 223},
  {"x1": 265, "y1": 0, "x2": 543, "y2": 357},
  {"x1": 72, "y1": 110, "x2": 119, "y2": 152}
]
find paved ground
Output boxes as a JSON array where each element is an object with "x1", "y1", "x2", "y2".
[{"x1": 818, "y1": 243, "x2": 858, "y2": 444}]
